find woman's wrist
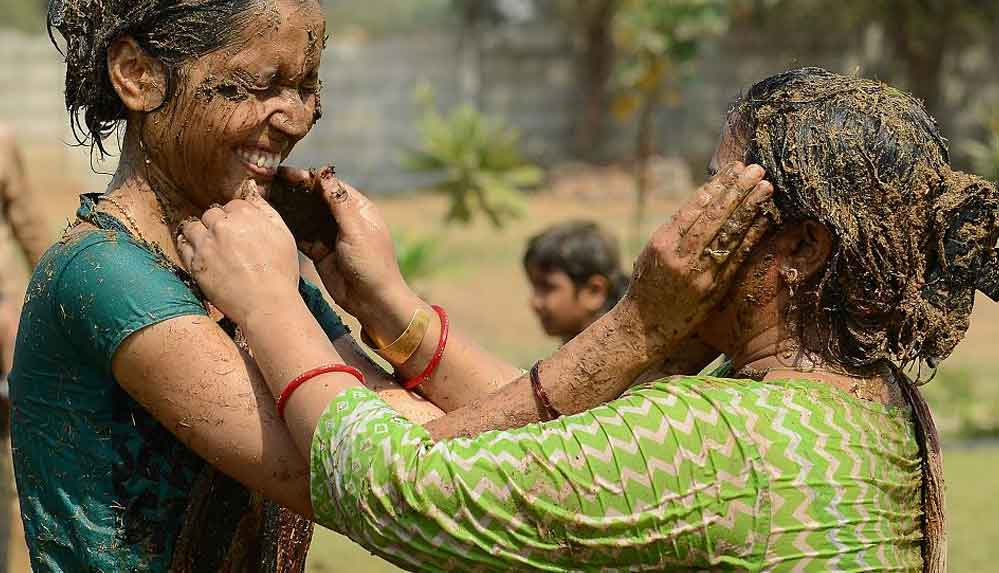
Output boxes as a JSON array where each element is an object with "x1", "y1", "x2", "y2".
[
  {"x1": 355, "y1": 285, "x2": 428, "y2": 351},
  {"x1": 240, "y1": 292, "x2": 311, "y2": 337},
  {"x1": 607, "y1": 294, "x2": 673, "y2": 360}
]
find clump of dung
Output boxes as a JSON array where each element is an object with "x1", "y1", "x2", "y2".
[{"x1": 732, "y1": 67, "x2": 999, "y2": 368}]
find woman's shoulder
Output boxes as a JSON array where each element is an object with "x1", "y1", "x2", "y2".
[
  {"x1": 34, "y1": 224, "x2": 189, "y2": 295},
  {"x1": 29, "y1": 225, "x2": 146, "y2": 289}
]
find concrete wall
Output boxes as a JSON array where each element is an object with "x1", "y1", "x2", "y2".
[{"x1": 1, "y1": 23, "x2": 996, "y2": 195}]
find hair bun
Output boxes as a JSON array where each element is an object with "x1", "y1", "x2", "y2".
[
  {"x1": 920, "y1": 169, "x2": 999, "y2": 360},
  {"x1": 928, "y1": 170, "x2": 999, "y2": 288}
]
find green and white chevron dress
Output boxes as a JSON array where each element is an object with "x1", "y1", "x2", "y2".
[{"x1": 310, "y1": 376, "x2": 923, "y2": 572}]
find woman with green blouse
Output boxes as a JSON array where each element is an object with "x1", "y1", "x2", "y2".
[{"x1": 176, "y1": 68, "x2": 993, "y2": 572}]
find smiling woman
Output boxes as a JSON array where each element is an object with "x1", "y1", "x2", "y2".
[{"x1": 7, "y1": 1, "x2": 446, "y2": 572}]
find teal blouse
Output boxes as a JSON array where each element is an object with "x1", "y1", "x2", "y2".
[{"x1": 10, "y1": 194, "x2": 348, "y2": 572}]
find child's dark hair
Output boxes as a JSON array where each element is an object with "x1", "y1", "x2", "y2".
[{"x1": 523, "y1": 221, "x2": 630, "y2": 312}]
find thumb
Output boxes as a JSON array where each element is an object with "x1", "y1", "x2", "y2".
[
  {"x1": 315, "y1": 166, "x2": 361, "y2": 227},
  {"x1": 237, "y1": 180, "x2": 285, "y2": 223}
]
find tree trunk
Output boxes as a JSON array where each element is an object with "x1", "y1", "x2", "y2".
[
  {"x1": 884, "y1": 0, "x2": 954, "y2": 121},
  {"x1": 573, "y1": 0, "x2": 619, "y2": 162},
  {"x1": 632, "y1": 82, "x2": 661, "y2": 252},
  {"x1": 457, "y1": 1, "x2": 488, "y2": 108}
]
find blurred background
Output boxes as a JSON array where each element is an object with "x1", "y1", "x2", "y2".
[{"x1": 0, "y1": 0, "x2": 997, "y2": 571}]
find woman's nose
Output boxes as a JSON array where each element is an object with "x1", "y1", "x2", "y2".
[{"x1": 269, "y1": 89, "x2": 313, "y2": 141}]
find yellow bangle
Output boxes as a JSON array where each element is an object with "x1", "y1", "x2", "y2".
[{"x1": 362, "y1": 307, "x2": 432, "y2": 364}]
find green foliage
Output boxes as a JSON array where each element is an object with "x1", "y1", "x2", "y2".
[
  {"x1": 393, "y1": 233, "x2": 437, "y2": 285},
  {"x1": 612, "y1": 0, "x2": 728, "y2": 115},
  {"x1": 403, "y1": 87, "x2": 541, "y2": 228},
  {"x1": 921, "y1": 367, "x2": 999, "y2": 439}
]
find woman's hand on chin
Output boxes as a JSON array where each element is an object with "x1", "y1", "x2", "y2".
[
  {"x1": 280, "y1": 166, "x2": 412, "y2": 322},
  {"x1": 622, "y1": 162, "x2": 774, "y2": 353},
  {"x1": 178, "y1": 180, "x2": 301, "y2": 325}
]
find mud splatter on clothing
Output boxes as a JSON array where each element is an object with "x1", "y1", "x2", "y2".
[
  {"x1": 311, "y1": 376, "x2": 924, "y2": 572},
  {"x1": 9, "y1": 194, "x2": 346, "y2": 572}
]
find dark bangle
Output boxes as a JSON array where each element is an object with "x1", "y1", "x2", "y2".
[{"x1": 530, "y1": 361, "x2": 562, "y2": 421}]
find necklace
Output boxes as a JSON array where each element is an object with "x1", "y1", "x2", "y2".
[{"x1": 98, "y1": 193, "x2": 147, "y2": 244}]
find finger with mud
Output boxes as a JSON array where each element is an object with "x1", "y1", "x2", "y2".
[
  {"x1": 180, "y1": 217, "x2": 210, "y2": 246},
  {"x1": 713, "y1": 212, "x2": 773, "y2": 289},
  {"x1": 202, "y1": 206, "x2": 228, "y2": 228},
  {"x1": 176, "y1": 234, "x2": 196, "y2": 270},
  {"x1": 680, "y1": 165, "x2": 764, "y2": 258},
  {"x1": 699, "y1": 181, "x2": 774, "y2": 265},
  {"x1": 666, "y1": 162, "x2": 744, "y2": 246}
]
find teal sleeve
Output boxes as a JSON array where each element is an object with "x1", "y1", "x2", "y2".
[
  {"x1": 298, "y1": 279, "x2": 349, "y2": 342},
  {"x1": 309, "y1": 381, "x2": 770, "y2": 572},
  {"x1": 51, "y1": 232, "x2": 209, "y2": 374}
]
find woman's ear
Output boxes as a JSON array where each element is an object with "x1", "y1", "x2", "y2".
[
  {"x1": 775, "y1": 219, "x2": 834, "y2": 281},
  {"x1": 107, "y1": 36, "x2": 167, "y2": 113},
  {"x1": 579, "y1": 275, "x2": 611, "y2": 313}
]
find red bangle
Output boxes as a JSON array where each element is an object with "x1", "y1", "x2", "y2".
[
  {"x1": 277, "y1": 364, "x2": 365, "y2": 420},
  {"x1": 402, "y1": 305, "x2": 448, "y2": 390}
]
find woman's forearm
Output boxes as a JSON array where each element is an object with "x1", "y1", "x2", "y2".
[
  {"x1": 249, "y1": 284, "x2": 707, "y2": 445},
  {"x1": 354, "y1": 285, "x2": 522, "y2": 412},
  {"x1": 424, "y1": 296, "x2": 663, "y2": 440},
  {"x1": 240, "y1": 298, "x2": 360, "y2": 455}
]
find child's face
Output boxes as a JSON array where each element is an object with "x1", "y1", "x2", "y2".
[{"x1": 526, "y1": 265, "x2": 599, "y2": 341}]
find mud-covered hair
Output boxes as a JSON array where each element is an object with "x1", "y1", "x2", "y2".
[
  {"x1": 524, "y1": 221, "x2": 630, "y2": 313},
  {"x1": 47, "y1": 0, "x2": 266, "y2": 157},
  {"x1": 733, "y1": 67, "x2": 999, "y2": 368}
]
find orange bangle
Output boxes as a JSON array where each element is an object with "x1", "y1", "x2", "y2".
[{"x1": 277, "y1": 364, "x2": 365, "y2": 420}]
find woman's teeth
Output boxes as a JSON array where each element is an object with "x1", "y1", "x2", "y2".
[{"x1": 238, "y1": 148, "x2": 280, "y2": 171}]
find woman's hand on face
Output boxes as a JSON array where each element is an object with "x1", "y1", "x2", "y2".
[
  {"x1": 276, "y1": 166, "x2": 409, "y2": 321},
  {"x1": 178, "y1": 180, "x2": 301, "y2": 325},
  {"x1": 622, "y1": 162, "x2": 774, "y2": 351}
]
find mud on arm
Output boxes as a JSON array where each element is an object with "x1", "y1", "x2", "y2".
[{"x1": 112, "y1": 315, "x2": 317, "y2": 517}]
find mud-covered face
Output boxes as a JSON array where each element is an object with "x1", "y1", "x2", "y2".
[{"x1": 142, "y1": 0, "x2": 325, "y2": 206}]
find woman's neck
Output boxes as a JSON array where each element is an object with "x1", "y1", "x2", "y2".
[
  {"x1": 99, "y1": 130, "x2": 202, "y2": 267},
  {"x1": 727, "y1": 324, "x2": 903, "y2": 406}
]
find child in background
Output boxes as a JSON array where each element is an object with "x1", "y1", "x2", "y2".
[{"x1": 523, "y1": 221, "x2": 630, "y2": 343}]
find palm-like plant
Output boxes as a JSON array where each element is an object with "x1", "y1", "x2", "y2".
[{"x1": 404, "y1": 88, "x2": 541, "y2": 228}]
